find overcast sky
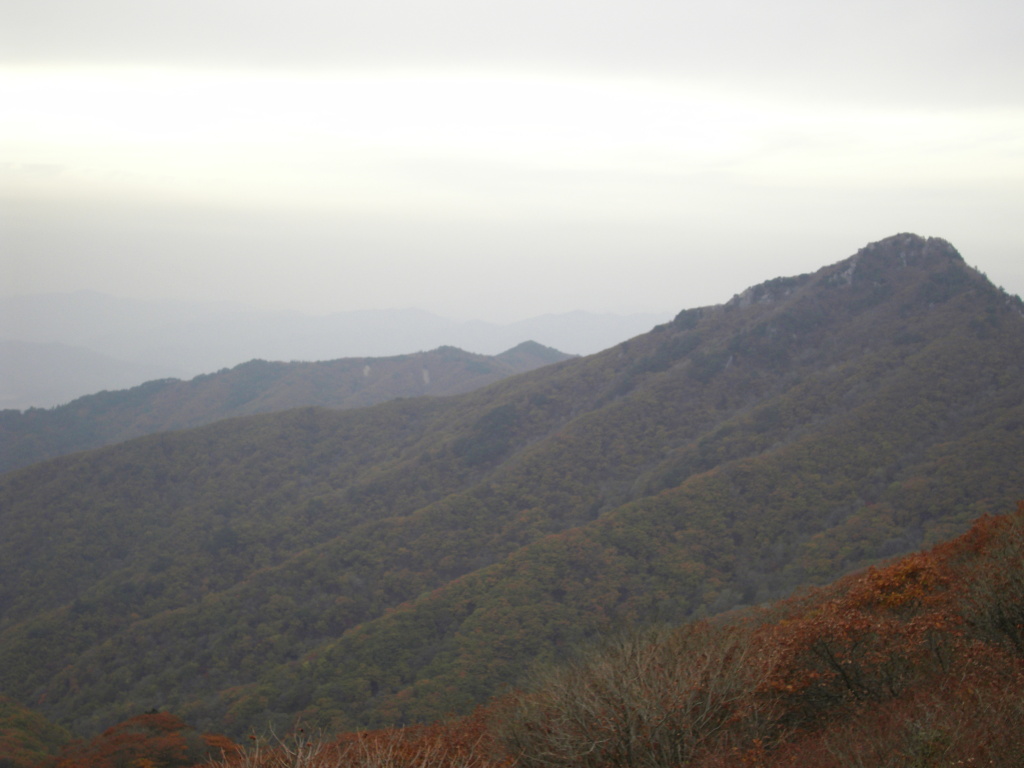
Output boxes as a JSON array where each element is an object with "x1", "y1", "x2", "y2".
[{"x1": 2, "y1": 0, "x2": 1023, "y2": 322}]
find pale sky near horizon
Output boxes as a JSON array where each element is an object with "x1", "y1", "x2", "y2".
[{"x1": 2, "y1": 0, "x2": 1023, "y2": 322}]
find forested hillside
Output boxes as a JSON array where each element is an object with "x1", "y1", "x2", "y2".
[
  {"x1": 26, "y1": 501, "x2": 1024, "y2": 768},
  {"x1": 2, "y1": 233, "x2": 1023, "y2": 740},
  {"x1": 0, "y1": 341, "x2": 570, "y2": 474}
]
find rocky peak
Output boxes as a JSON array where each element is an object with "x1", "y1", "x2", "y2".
[
  {"x1": 820, "y1": 233, "x2": 970, "y2": 296},
  {"x1": 857, "y1": 233, "x2": 963, "y2": 266}
]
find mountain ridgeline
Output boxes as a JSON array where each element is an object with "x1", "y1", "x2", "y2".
[
  {"x1": 0, "y1": 296, "x2": 669, "y2": 410},
  {"x1": 2, "y1": 233, "x2": 1023, "y2": 738},
  {"x1": 0, "y1": 341, "x2": 571, "y2": 475}
]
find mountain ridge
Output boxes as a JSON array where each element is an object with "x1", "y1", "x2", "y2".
[
  {"x1": 0, "y1": 341, "x2": 572, "y2": 475},
  {"x1": 0, "y1": 294, "x2": 668, "y2": 408},
  {"x1": 2, "y1": 233, "x2": 1023, "y2": 737}
]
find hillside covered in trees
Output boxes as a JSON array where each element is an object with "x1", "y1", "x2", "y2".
[
  {"x1": 13, "y1": 501, "x2": 1024, "y2": 767},
  {"x1": 0, "y1": 341, "x2": 570, "y2": 474},
  {"x1": 2, "y1": 233, "x2": 1023, "y2": 742}
]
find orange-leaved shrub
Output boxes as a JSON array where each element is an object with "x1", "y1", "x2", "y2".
[{"x1": 47, "y1": 711, "x2": 238, "y2": 768}]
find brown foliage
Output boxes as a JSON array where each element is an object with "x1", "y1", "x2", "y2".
[
  {"x1": 49, "y1": 712, "x2": 238, "y2": 768},
  {"x1": 756, "y1": 551, "x2": 961, "y2": 726},
  {"x1": 765, "y1": 658, "x2": 1024, "y2": 767},
  {"x1": 497, "y1": 621, "x2": 781, "y2": 768},
  {"x1": 210, "y1": 709, "x2": 511, "y2": 768},
  {"x1": 955, "y1": 501, "x2": 1024, "y2": 654}
]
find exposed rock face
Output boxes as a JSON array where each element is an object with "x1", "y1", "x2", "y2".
[{"x1": 858, "y1": 233, "x2": 962, "y2": 266}]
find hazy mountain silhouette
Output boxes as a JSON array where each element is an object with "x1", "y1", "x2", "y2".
[
  {"x1": 0, "y1": 293, "x2": 668, "y2": 408},
  {"x1": 0, "y1": 341, "x2": 571, "y2": 474}
]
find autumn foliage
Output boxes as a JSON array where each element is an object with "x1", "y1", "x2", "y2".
[
  {"x1": 43, "y1": 712, "x2": 238, "y2": 768},
  {"x1": 205, "y1": 708, "x2": 512, "y2": 768}
]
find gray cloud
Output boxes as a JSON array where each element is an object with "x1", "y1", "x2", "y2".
[{"x1": 4, "y1": 0, "x2": 1023, "y2": 106}]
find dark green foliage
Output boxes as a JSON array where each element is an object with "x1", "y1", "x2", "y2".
[
  {"x1": 629, "y1": 332, "x2": 702, "y2": 376},
  {"x1": 454, "y1": 404, "x2": 522, "y2": 466},
  {"x1": 671, "y1": 307, "x2": 703, "y2": 330},
  {"x1": 918, "y1": 264, "x2": 977, "y2": 305},
  {"x1": 686, "y1": 349, "x2": 732, "y2": 383},
  {"x1": 0, "y1": 696, "x2": 70, "y2": 767}
]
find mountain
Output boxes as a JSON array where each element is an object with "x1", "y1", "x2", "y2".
[
  {"x1": 0, "y1": 292, "x2": 668, "y2": 407},
  {"x1": 1, "y1": 233, "x2": 1023, "y2": 738},
  {"x1": 0, "y1": 341, "x2": 572, "y2": 475}
]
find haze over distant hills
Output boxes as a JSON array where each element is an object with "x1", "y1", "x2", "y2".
[
  {"x1": 3, "y1": 233, "x2": 1023, "y2": 738},
  {"x1": 0, "y1": 340, "x2": 181, "y2": 413},
  {"x1": 0, "y1": 341, "x2": 571, "y2": 475},
  {"x1": 0, "y1": 294, "x2": 668, "y2": 409}
]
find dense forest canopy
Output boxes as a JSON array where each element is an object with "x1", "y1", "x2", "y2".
[{"x1": 10, "y1": 502, "x2": 1024, "y2": 767}]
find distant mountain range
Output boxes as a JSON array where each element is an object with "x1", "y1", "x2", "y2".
[
  {"x1": 2, "y1": 233, "x2": 1023, "y2": 739},
  {"x1": 0, "y1": 341, "x2": 571, "y2": 475},
  {"x1": 0, "y1": 294, "x2": 669, "y2": 409}
]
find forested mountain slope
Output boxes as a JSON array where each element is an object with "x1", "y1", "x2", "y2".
[
  {"x1": 19, "y1": 502, "x2": 1024, "y2": 768},
  {"x1": 0, "y1": 341, "x2": 570, "y2": 475},
  {"x1": 2, "y1": 233, "x2": 1023, "y2": 738}
]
